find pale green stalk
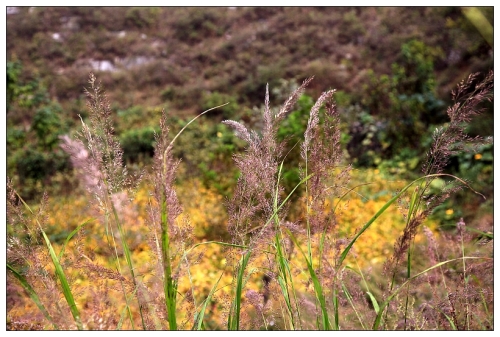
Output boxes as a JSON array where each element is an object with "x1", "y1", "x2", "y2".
[
  {"x1": 228, "y1": 250, "x2": 251, "y2": 330},
  {"x1": 158, "y1": 103, "x2": 228, "y2": 330},
  {"x1": 272, "y1": 161, "x2": 302, "y2": 329},
  {"x1": 192, "y1": 272, "x2": 224, "y2": 330},
  {"x1": 285, "y1": 228, "x2": 331, "y2": 330}
]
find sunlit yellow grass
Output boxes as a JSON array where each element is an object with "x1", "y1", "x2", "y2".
[{"x1": 13, "y1": 168, "x2": 441, "y2": 328}]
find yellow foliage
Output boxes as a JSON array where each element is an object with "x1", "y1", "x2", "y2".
[{"x1": 9, "y1": 170, "x2": 442, "y2": 329}]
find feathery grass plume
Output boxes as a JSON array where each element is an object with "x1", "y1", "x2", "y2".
[
  {"x1": 61, "y1": 73, "x2": 146, "y2": 329},
  {"x1": 7, "y1": 182, "x2": 60, "y2": 329},
  {"x1": 422, "y1": 70, "x2": 494, "y2": 177},
  {"x1": 301, "y1": 89, "x2": 350, "y2": 236},
  {"x1": 379, "y1": 71, "x2": 493, "y2": 329},
  {"x1": 223, "y1": 77, "x2": 313, "y2": 245},
  {"x1": 222, "y1": 78, "x2": 313, "y2": 329},
  {"x1": 388, "y1": 71, "x2": 493, "y2": 271},
  {"x1": 147, "y1": 108, "x2": 205, "y2": 330},
  {"x1": 296, "y1": 87, "x2": 353, "y2": 330},
  {"x1": 7, "y1": 181, "x2": 82, "y2": 329}
]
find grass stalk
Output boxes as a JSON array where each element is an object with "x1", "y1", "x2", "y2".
[
  {"x1": 7, "y1": 264, "x2": 59, "y2": 330},
  {"x1": 338, "y1": 173, "x2": 484, "y2": 266},
  {"x1": 15, "y1": 192, "x2": 83, "y2": 330},
  {"x1": 459, "y1": 223, "x2": 471, "y2": 330},
  {"x1": 272, "y1": 161, "x2": 301, "y2": 329},
  {"x1": 160, "y1": 192, "x2": 178, "y2": 330},
  {"x1": 371, "y1": 256, "x2": 490, "y2": 330},
  {"x1": 192, "y1": 272, "x2": 224, "y2": 330},
  {"x1": 157, "y1": 104, "x2": 229, "y2": 330},
  {"x1": 228, "y1": 250, "x2": 251, "y2": 330},
  {"x1": 341, "y1": 282, "x2": 366, "y2": 329},
  {"x1": 285, "y1": 228, "x2": 331, "y2": 330}
]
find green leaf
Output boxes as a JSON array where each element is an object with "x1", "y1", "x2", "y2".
[
  {"x1": 14, "y1": 191, "x2": 83, "y2": 330},
  {"x1": 7, "y1": 264, "x2": 59, "y2": 330},
  {"x1": 41, "y1": 230, "x2": 83, "y2": 330},
  {"x1": 285, "y1": 228, "x2": 331, "y2": 330},
  {"x1": 366, "y1": 292, "x2": 380, "y2": 315},
  {"x1": 193, "y1": 272, "x2": 223, "y2": 330},
  {"x1": 372, "y1": 257, "x2": 488, "y2": 330},
  {"x1": 338, "y1": 173, "x2": 485, "y2": 266},
  {"x1": 58, "y1": 219, "x2": 93, "y2": 260}
]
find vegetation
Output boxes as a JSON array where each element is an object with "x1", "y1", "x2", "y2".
[
  {"x1": 6, "y1": 6, "x2": 493, "y2": 331},
  {"x1": 7, "y1": 71, "x2": 493, "y2": 330}
]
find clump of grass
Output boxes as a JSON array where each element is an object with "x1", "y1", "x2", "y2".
[{"x1": 7, "y1": 71, "x2": 493, "y2": 330}]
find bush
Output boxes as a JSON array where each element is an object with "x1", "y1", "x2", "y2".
[
  {"x1": 350, "y1": 40, "x2": 447, "y2": 165},
  {"x1": 32, "y1": 104, "x2": 64, "y2": 150},
  {"x1": 125, "y1": 7, "x2": 159, "y2": 29},
  {"x1": 172, "y1": 8, "x2": 226, "y2": 43},
  {"x1": 201, "y1": 91, "x2": 240, "y2": 120},
  {"x1": 119, "y1": 127, "x2": 157, "y2": 163}
]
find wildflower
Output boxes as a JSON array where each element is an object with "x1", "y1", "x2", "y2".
[{"x1": 474, "y1": 153, "x2": 482, "y2": 160}]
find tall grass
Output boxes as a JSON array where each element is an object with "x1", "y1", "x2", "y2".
[{"x1": 7, "y1": 71, "x2": 493, "y2": 330}]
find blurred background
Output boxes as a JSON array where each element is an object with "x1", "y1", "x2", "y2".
[{"x1": 6, "y1": 6, "x2": 493, "y2": 226}]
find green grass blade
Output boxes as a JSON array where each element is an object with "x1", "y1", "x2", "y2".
[
  {"x1": 229, "y1": 250, "x2": 251, "y2": 330},
  {"x1": 342, "y1": 283, "x2": 366, "y2": 330},
  {"x1": 372, "y1": 257, "x2": 489, "y2": 330},
  {"x1": 277, "y1": 274, "x2": 293, "y2": 321},
  {"x1": 332, "y1": 287, "x2": 339, "y2": 330},
  {"x1": 470, "y1": 275, "x2": 492, "y2": 321},
  {"x1": 366, "y1": 292, "x2": 380, "y2": 315},
  {"x1": 41, "y1": 230, "x2": 83, "y2": 330},
  {"x1": 273, "y1": 160, "x2": 301, "y2": 329},
  {"x1": 157, "y1": 105, "x2": 228, "y2": 330},
  {"x1": 426, "y1": 303, "x2": 458, "y2": 330},
  {"x1": 161, "y1": 196, "x2": 177, "y2": 330},
  {"x1": 193, "y1": 272, "x2": 224, "y2": 330},
  {"x1": 7, "y1": 264, "x2": 59, "y2": 330},
  {"x1": 465, "y1": 226, "x2": 493, "y2": 239},
  {"x1": 167, "y1": 103, "x2": 229, "y2": 150},
  {"x1": 116, "y1": 286, "x2": 138, "y2": 330},
  {"x1": 116, "y1": 302, "x2": 128, "y2": 330},
  {"x1": 285, "y1": 228, "x2": 331, "y2": 330},
  {"x1": 58, "y1": 219, "x2": 93, "y2": 260},
  {"x1": 338, "y1": 173, "x2": 484, "y2": 266},
  {"x1": 109, "y1": 201, "x2": 146, "y2": 330},
  {"x1": 14, "y1": 191, "x2": 83, "y2": 330}
]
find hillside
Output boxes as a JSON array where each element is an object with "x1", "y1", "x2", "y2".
[
  {"x1": 6, "y1": 6, "x2": 493, "y2": 205},
  {"x1": 7, "y1": 7, "x2": 492, "y2": 110}
]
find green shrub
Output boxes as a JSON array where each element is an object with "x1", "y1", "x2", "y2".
[
  {"x1": 201, "y1": 91, "x2": 240, "y2": 120},
  {"x1": 125, "y1": 7, "x2": 159, "y2": 29},
  {"x1": 349, "y1": 40, "x2": 447, "y2": 166},
  {"x1": 32, "y1": 104, "x2": 64, "y2": 150},
  {"x1": 173, "y1": 8, "x2": 225, "y2": 43},
  {"x1": 119, "y1": 127, "x2": 157, "y2": 163}
]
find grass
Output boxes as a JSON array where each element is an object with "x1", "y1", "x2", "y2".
[{"x1": 6, "y1": 71, "x2": 493, "y2": 330}]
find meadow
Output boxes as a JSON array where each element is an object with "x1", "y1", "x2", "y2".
[{"x1": 6, "y1": 71, "x2": 493, "y2": 330}]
